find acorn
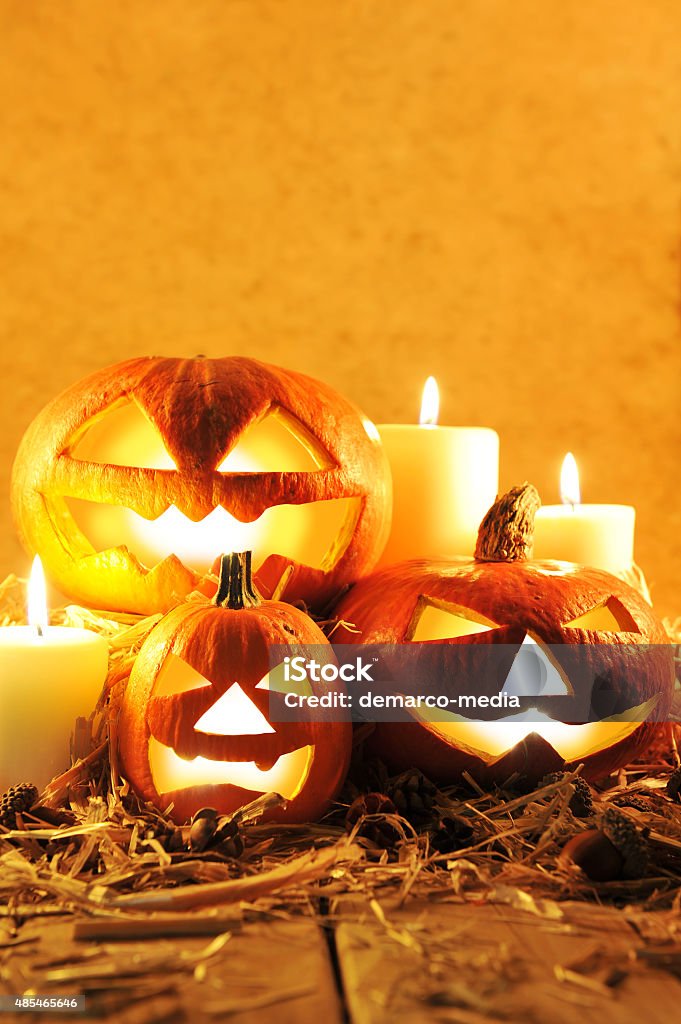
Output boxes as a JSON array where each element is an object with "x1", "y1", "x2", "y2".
[
  {"x1": 143, "y1": 817, "x2": 184, "y2": 852},
  {"x1": 559, "y1": 807, "x2": 648, "y2": 881},
  {"x1": 164, "y1": 828, "x2": 186, "y2": 853},
  {"x1": 189, "y1": 807, "x2": 218, "y2": 852},
  {"x1": 213, "y1": 818, "x2": 244, "y2": 859},
  {"x1": 559, "y1": 830, "x2": 624, "y2": 881}
]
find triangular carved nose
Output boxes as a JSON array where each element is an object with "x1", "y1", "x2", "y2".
[
  {"x1": 501, "y1": 635, "x2": 569, "y2": 698},
  {"x1": 194, "y1": 683, "x2": 275, "y2": 736}
]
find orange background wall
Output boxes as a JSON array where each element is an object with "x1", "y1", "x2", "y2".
[{"x1": 1, "y1": 1, "x2": 679, "y2": 615}]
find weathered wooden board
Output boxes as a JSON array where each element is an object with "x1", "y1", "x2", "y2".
[
  {"x1": 0, "y1": 913, "x2": 343, "y2": 1023},
  {"x1": 334, "y1": 899, "x2": 681, "y2": 1024},
  {"x1": 3, "y1": 898, "x2": 680, "y2": 1022}
]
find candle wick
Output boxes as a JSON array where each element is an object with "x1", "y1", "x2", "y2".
[{"x1": 35, "y1": 623, "x2": 44, "y2": 638}]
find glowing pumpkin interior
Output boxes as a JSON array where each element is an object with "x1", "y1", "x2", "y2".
[
  {"x1": 408, "y1": 597, "x2": 643, "y2": 760},
  {"x1": 147, "y1": 652, "x2": 315, "y2": 800},
  {"x1": 63, "y1": 400, "x2": 359, "y2": 574}
]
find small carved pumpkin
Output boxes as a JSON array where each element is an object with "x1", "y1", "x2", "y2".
[
  {"x1": 11, "y1": 356, "x2": 391, "y2": 614},
  {"x1": 118, "y1": 552, "x2": 352, "y2": 823},
  {"x1": 333, "y1": 486, "x2": 674, "y2": 784}
]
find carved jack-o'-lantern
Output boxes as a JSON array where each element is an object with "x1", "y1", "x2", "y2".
[
  {"x1": 118, "y1": 552, "x2": 352, "y2": 823},
  {"x1": 333, "y1": 486, "x2": 674, "y2": 784},
  {"x1": 11, "y1": 356, "x2": 391, "y2": 614}
]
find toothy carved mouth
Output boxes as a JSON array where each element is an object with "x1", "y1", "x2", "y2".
[
  {"x1": 413, "y1": 698, "x2": 657, "y2": 761},
  {"x1": 60, "y1": 496, "x2": 360, "y2": 575},
  {"x1": 148, "y1": 737, "x2": 313, "y2": 799}
]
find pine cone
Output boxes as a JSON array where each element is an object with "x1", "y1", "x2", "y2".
[
  {"x1": 0, "y1": 784, "x2": 38, "y2": 829},
  {"x1": 388, "y1": 770, "x2": 438, "y2": 827},
  {"x1": 340, "y1": 756, "x2": 391, "y2": 805},
  {"x1": 600, "y1": 806, "x2": 648, "y2": 879},
  {"x1": 429, "y1": 816, "x2": 474, "y2": 855},
  {"x1": 345, "y1": 792, "x2": 401, "y2": 848},
  {"x1": 541, "y1": 773, "x2": 594, "y2": 818},
  {"x1": 666, "y1": 766, "x2": 681, "y2": 802},
  {"x1": 611, "y1": 793, "x2": 655, "y2": 814}
]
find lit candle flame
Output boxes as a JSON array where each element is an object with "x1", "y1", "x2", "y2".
[
  {"x1": 419, "y1": 376, "x2": 439, "y2": 426},
  {"x1": 28, "y1": 555, "x2": 49, "y2": 637},
  {"x1": 560, "y1": 452, "x2": 580, "y2": 506}
]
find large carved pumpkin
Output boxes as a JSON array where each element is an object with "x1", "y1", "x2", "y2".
[
  {"x1": 11, "y1": 356, "x2": 391, "y2": 614},
  {"x1": 119, "y1": 552, "x2": 352, "y2": 823},
  {"x1": 333, "y1": 486, "x2": 674, "y2": 784}
]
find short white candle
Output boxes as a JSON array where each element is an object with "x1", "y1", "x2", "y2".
[
  {"x1": 377, "y1": 378, "x2": 499, "y2": 565},
  {"x1": 0, "y1": 558, "x2": 109, "y2": 792},
  {"x1": 533, "y1": 453, "x2": 635, "y2": 575}
]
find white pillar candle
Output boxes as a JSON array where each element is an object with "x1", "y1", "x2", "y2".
[
  {"x1": 0, "y1": 558, "x2": 108, "y2": 792},
  {"x1": 377, "y1": 378, "x2": 499, "y2": 566},
  {"x1": 533, "y1": 453, "x2": 635, "y2": 575}
]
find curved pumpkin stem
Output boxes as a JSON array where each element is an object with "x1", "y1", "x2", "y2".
[
  {"x1": 214, "y1": 552, "x2": 262, "y2": 609},
  {"x1": 474, "y1": 483, "x2": 541, "y2": 563}
]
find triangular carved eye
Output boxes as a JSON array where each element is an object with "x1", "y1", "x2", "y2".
[
  {"x1": 256, "y1": 664, "x2": 314, "y2": 698},
  {"x1": 153, "y1": 653, "x2": 212, "y2": 697},
  {"x1": 408, "y1": 598, "x2": 499, "y2": 641},
  {"x1": 194, "y1": 684, "x2": 275, "y2": 736},
  {"x1": 217, "y1": 406, "x2": 332, "y2": 473},
  {"x1": 563, "y1": 597, "x2": 639, "y2": 633},
  {"x1": 69, "y1": 399, "x2": 176, "y2": 470}
]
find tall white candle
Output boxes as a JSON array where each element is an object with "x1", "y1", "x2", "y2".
[
  {"x1": 533, "y1": 453, "x2": 635, "y2": 575},
  {"x1": 0, "y1": 558, "x2": 109, "y2": 792},
  {"x1": 377, "y1": 378, "x2": 499, "y2": 566}
]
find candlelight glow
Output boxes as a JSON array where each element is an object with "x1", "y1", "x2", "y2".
[
  {"x1": 411, "y1": 632, "x2": 646, "y2": 759},
  {"x1": 560, "y1": 452, "x2": 580, "y2": 506},
  {"x1": 71, "y1": 401, "x2": 329, "y2": 473},
  {"x1": 419, "y1": 376, "x2": 439, "y2": 426},
  {"x1": 27, "y1": 555, "x2": 48, "y2": 635},
  {"x1": 149, "y1": 737, "x2": 312, "y2": 799},
  {"x1": 147, "y1": 656, "x2": 315, "y2": 799},
  {"x1": 194, "y1": 684, "x2": 275, "y2": 736},
  {"x1": 65, "y1": 401, "x2": 359, "y2": 574},
  {"x1": 427, "y1": 714, "x2": 639, "y2": 761},
  {"x1": 67, "y1": 497, "x2": 356, "y2": 574}
]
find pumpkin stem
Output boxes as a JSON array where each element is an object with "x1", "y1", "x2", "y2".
[
  {"x1": 474, "y1": 483, "x2": 541, "y2": 562},
  {"x1": 214, "y1": 552, "x2": 262, "y2": 609}
]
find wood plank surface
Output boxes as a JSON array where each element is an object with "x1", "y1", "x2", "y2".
[
  {"x1": 334, "y1": 899, "x2": 681, "y2": 1024},
  {"x1": 0, "y1": 914, "x2": 343, "y2": 1023},
  {"x1": 3, "y1": 899, "x2": 680, "y2": 1022}
]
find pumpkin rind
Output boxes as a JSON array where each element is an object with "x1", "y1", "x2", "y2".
[
  {"x1": 11, "y1": 356, "x2": 391, "y2": 613},
  {"x1": 332, "y1": 557, "x2": 674, "y2": 783},
  {"x1": 119, "y1": 577, "x2": 352, "y2": 824}
]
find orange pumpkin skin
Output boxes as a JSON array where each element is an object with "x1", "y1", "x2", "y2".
[
  {"x1": 119, "y1": 559, "x2": 352, "y2": 824},
  {"x1": 333, "y1": 557, "x2": 674, "y2": 784},
  {"x1": 11, "y1": 356, "x2": 391, "y2": 614}
]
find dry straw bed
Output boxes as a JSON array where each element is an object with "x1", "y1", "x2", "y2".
[{"x1": 1, "y1": 573, "x2": 680, "y2": 1003}]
